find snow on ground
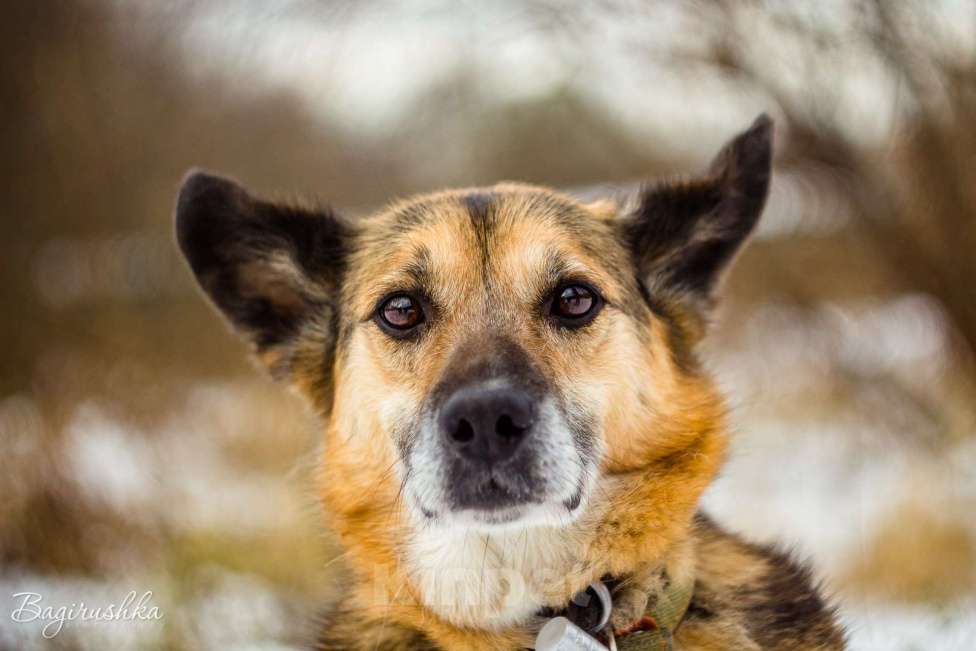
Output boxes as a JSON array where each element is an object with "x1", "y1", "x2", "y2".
[{"x1": 704, "y1": 420, "x2": 976, "y2": 650}]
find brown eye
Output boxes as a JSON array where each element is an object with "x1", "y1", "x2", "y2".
[
  {"x1": 378, "y1": 294, "x2": 424, "y2": 333},
  {"x1": 551, "y1": 284, "x2": 601, "y2": 326}
]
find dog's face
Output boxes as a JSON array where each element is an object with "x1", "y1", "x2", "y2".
[
  {"x1": 176, "y1": 117, "x2": 771, "y2": 537},
  {"x1": 341, "y1": 186, "x2": 641, "y2": 529}
]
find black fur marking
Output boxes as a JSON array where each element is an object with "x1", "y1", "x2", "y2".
[
  {"x1": 684, "y1": 595, "x2": 718, "y2": 621},
  {"x1": 743, "y1": 544, "x2": 846, "y2": 648},
  {"x1": 562, "y1": 399, "x2": 597, "y2": 468},
  {"x1": 692, "y1": 512, "x2": 847, "y2": 649},
  {"x1": 639, "y1": 281, "x2": 700, "y2": 374},
  {"x1": 564, "y1": 480, "x2": 585, "y2": 511},
  {"x1": 463, "y1": 191, "x2": 495, "y2": 222},
  {"x1": 462, "y1": 193, "x2": 496, "y2": 283}
]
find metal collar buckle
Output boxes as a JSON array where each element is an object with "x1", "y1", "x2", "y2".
[{"x1": 535, "y1": 581, "x2": 613, "y2": 650}]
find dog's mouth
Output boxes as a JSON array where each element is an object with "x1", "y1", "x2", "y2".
[
  {"x1": 418, "y1": 489, "x2": 586, "y2": 528},
  {"x1": 407, "y1": 423, "x2": 594, "y2": 529}
]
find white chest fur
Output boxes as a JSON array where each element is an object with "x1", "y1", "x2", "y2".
[{"x1": 407, "y1": 521, "x2": 592, "y2": 629}]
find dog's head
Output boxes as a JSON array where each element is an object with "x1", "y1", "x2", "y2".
[{"x1": 176, "y1": 116, "x2": 771, "y2": 538}]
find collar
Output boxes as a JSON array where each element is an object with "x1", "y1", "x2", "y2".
[{"x1": 535, "y1": 574, "x2": 695, "y2": 650}]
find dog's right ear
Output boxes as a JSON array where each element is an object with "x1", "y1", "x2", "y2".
[{"x1": 175, "y1": 170, "x2": 351, "y2": 379}]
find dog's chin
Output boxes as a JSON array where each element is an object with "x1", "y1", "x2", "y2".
[
  {"x1": 457, "y1": 502, "x2": 584, "y2": 531},
  {"x1": 415, "y1": 486, "x2": 589, "y2": 532}
]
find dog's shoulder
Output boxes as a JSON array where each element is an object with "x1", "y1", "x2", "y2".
[{"x1": 679, "y1": 512, "x2": 846, "y2": 650}]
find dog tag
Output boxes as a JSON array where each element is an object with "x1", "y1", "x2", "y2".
[{"x1": 535, "y1": 617, "x2": 607, "y2": 651}]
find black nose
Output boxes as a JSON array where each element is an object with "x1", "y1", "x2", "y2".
[{"x1": 439, "y1": 383, "x2": 535, "y2": 464}]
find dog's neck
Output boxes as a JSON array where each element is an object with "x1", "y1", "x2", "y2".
[{"x1": 407, "y1": 501, "x2": 698, "y2": 632}]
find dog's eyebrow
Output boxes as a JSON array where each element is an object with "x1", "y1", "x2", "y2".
[
  {"x1": 543, "y1": 247, "x2": 608, "y2": 283},
  {"x1": 360, "y1": 245, "x2": 437, "y2": 320},
  {"x1": 541, "y1": 248, "x2": 574, "y2": 284},
  {"x1": 535, "y1": 247, "x2": 610, "y2": 303},
  {"x1": 401, "y1": 245, "x2": 434, "y2": 289}
]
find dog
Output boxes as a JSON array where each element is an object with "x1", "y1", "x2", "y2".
[{"x1": 175, "y1": 114, "x2": 845, "y2": 650}]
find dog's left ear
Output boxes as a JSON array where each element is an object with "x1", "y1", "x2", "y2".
[{"x1": 620, "y1": 114, "x2": 772, "y2": 311}]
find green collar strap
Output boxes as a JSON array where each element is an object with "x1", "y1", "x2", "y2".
[{"x1": 612, "y1": 576, "x2": 695, "y2": 651}]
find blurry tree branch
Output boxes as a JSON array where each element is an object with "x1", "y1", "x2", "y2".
[{"x1": 692, "y1": 1, "x2": 976, "y2": 399}]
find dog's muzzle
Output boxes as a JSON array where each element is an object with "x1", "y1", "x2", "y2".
[{"x1": 406, "y1": 335, "x2": 591, "y2": 525}]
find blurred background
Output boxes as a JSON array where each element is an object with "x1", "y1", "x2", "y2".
[{"x1": 1, "y1": 1, "x2": 975, "y2": 649}]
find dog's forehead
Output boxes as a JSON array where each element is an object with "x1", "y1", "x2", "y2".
[
  {"x1": 349, "y1": 185, "x2": 628, "y2": 316},
  {"x1": 374, "y1": 184, "x2": 603, "y2": 240}
]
